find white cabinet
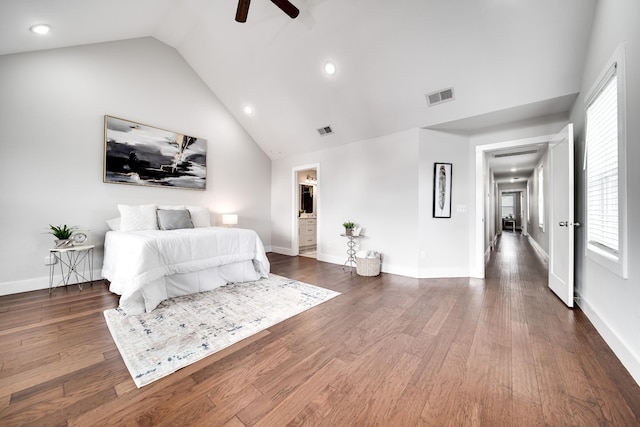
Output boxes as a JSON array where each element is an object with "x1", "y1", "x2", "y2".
[{"x1": 299, "y1": 218, "x2": 316, "y2": 247}]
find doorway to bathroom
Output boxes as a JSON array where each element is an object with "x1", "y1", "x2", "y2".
[{"x1": 297, "y1": 168, "x2": 317, "y2": 258}]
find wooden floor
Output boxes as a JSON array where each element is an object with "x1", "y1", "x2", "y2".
[{"x1": 1, "y1": 233, "x2": 639, "y2": 426}]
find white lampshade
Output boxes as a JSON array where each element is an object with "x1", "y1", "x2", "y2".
[{"x1": 222, "y1": 214, "x2": 238, "y2": 226}]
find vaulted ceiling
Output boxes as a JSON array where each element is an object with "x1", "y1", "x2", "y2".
[{"x1": 0, "y1": 0, "x2": 597, "y2": 159}]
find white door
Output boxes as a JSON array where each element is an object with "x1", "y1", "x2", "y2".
[{"x1": 548, "y1": 124, "x2": 576, "y2": 307}]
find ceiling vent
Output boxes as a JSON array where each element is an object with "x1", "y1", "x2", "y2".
[
  {"x1": 426, "y1": 87, "x2": 455, "y2": 106},
  {"x1": 317, "y1": 125, "x2": 333, "y2": 136},
  {"x1": 493, "y1": 149, "x2": 539, "y2": 158}
]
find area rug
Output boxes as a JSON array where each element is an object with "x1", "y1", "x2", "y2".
[{"x1": 103, "y1": 274, "x2": 340, "y2": 388}]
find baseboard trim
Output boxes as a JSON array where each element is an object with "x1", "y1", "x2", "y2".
[
  {"x1": 0, "y1": 269, "x2": 103, "y2": 296},
  {"x1": 318, "y1": 253, "x2": 422, "y2": 278},
  {"x1": 418, "y1": 268, "x2": 468, "y2": 278},
  {"x1": 269, "y1": 246, "x2": 295, "y2": 256},
  {"x1": 576, "y1": 292, "x2": 640, "y2": 386},
  {"x1": 527, "y1": 235, "x2": 548, "y2": 261}
]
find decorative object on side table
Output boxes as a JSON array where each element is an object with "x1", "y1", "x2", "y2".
[
  {"x1": 49, "y1": 224, "x2": 75, "y2": 248},
  {"x1": 71, "y1": 229, "x2": 91, "y2": 246},
  {"x1": 342, "y1": 221, "x2": 355, "y2": 236}
]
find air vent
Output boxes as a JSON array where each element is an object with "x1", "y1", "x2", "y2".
[
  {"x1": 426, "y1": 87, "x2": 455, "y2": 106},
  {"x1": 317, "y1": 125, "x2": 333, "y2": 136},
  {"x1": 493, "y1": 149, "x2": 539, "y2": 158}
]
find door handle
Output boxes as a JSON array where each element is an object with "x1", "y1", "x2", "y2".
[{"x1": 559, "y1": 221, "x2": 580, "y2": 227}]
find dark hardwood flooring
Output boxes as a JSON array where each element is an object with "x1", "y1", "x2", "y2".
[{"x1": 1, "y1": 233, "x2": 639, "y2": 426}]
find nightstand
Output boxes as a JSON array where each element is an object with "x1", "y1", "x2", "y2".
[{"x1": 49, "y1": 244, "x2": 95, "y2": 292}]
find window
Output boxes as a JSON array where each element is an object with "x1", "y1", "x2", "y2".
[
  {"x1": 538, "y1": 166, "x2": 544, "y2": 230},
  {"x1": 501, "y1": 194, "x2": 514, "y2": 218},
  {"x1": 584, "y1": 45, "x2": 627, "y2": 278},
  {"x1": 526, "y1": 183, "x2": 530, "y2": 224}
]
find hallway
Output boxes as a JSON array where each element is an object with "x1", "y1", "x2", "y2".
[
  {"x1": 489, "y1": 229, "x2": 547, "y2": 281},
  {"x1": 481, "y1": 231, "x2": 640, "y2": 425}
]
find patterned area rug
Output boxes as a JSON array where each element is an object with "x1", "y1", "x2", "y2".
[{"x1": 103, "y1": 274, "x2": 340, "y2": 388}]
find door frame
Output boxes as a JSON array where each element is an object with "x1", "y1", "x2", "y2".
[
  {"x1": 473, "y1": 134, "x2": 552, "y2": 278},
  {"x1": 291, "y1": 163, "x2": 320, "y2": 256},
  {"x1": 498, "y1": 189, "x2": 525, "y2": 234}
]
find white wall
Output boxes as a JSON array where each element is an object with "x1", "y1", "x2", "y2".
[
  {"x1": 569, "y1": 0, "x2": 640, "y2": 384},
  {"x1": 271, "y1": 127, "x2": 474, "y2": 278},
  {"x1": 0, "y1": 37, "x2": 271, "y2": 295},
  {"x1": 525, "y1": 147, "x2": 549, "y2": 255},
  {"x1": 271, "y1": 129, "x2": 420, "y2": 276},
  {"x1": 419, "y1": 130, "x2": 470, "y2": 277}
]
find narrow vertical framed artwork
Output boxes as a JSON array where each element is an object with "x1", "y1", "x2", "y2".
[{"x1": 433, "y1": 162, "x2": 452, "y2": 218}]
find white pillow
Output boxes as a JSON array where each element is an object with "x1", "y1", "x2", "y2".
[
  {"x1": 118, "y1": 204, "x2": 159, "y2": 231},
  {"x1": 106, "y1": 217, "x2": 121, "y2": 231},
  {"x1": 158, "y1": 205, "x2": 186, "y2": 210},
  {"x1": 187, "y1": 206, "x2": 211, "y2": 228}
]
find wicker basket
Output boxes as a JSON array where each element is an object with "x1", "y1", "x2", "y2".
[{"x1": 356, "y1": 254, "x2": 381, "y2": 276}]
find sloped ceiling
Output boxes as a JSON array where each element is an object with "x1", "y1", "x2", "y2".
[{"x1": 0, "y1": 0, "x2": 596, "y2": 159}]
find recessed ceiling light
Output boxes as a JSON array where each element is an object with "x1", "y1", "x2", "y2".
[
  {"x1": 243, "y1": 105, "x2": 254, "y2": 116},
  {"x1": 324, "y1": 61, "x2": 336, "y2": 76},
  {"x1": 30, "y1": 24, "x2": 50, "y2": 35},
  {"x1": 510, "y1": 168, "x2": 517, "y2": 172}
]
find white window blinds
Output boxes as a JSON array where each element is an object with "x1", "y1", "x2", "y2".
[
  {"x1": 586, "y1": 68, "x2": 618, "y2": 256},
  {"x1": 538, "y1": 166, "x2": 544, "y2": 229},
  {"x1": 501, "y1": 195, "x2": 514, "y2": 218}
]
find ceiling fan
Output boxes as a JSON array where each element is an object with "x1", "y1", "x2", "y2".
[{"x1": 235, "y1": 0, "x2": 300, "y2": 23}]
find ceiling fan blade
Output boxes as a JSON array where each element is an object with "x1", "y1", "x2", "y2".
[
  {"x1": 235, "y1": 0, "x2": 251, "y2": 23},
  {"x1": 270, "y1": 0, "x2": 300, "y2": 19}
]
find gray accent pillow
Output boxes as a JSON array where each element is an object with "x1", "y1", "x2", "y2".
[{"x1": 157, "y1": 209, "x2": 194, "y2": 230}]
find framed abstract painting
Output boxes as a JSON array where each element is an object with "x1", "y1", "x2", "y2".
[
  {"x1": 104, "y1": 115, "x2": 207, "y2": 190},
  {"x1": 433, "y1": 162, "x2": 452, "y2": 218}
]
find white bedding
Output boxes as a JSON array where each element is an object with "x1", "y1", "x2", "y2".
[{"x1": 102, "y1": 227, "x2": 270, "y2": 314}]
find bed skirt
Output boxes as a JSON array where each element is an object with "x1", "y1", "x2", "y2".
[{"x1": 115, "y1": 260, "x2": 261, "y2": 315}]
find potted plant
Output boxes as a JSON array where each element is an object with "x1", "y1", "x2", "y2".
[
  {"x1": 49, "y1": 224, "x2": 75, "y2": 248},
  {"x1": 343, "y1": 221, "x2": 355, "y2": 236}
]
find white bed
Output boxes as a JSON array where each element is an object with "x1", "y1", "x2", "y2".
[{"x1": 102, "y1": 227, "x2": 270, "y2": 314}]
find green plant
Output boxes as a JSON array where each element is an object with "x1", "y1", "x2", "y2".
[
  {"x1": 342, "y1": 221, "x2": 355, "y2": 229},
  {"x1": 49, "y1": 224, "x2": 74, "y2": 240}
]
